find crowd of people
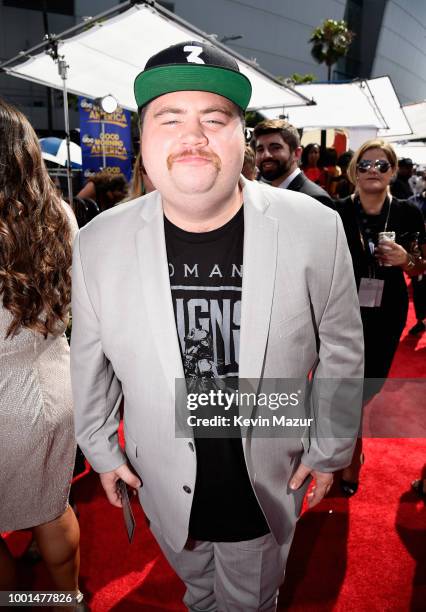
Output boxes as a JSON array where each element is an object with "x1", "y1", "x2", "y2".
[{"x1": 1, "y1": 38, "x2": 425, "y2": 612}]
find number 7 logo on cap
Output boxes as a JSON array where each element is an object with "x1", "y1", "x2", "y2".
[{"x1": 183, "y1": 45, "x2": 205, "y2": 64}]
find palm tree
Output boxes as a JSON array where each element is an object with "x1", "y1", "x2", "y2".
[{"x1": 309, "y1": 19, "x2": 354, "y2": 82}]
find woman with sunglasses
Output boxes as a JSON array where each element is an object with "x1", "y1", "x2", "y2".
[{"x1": 335, "y1": 139, "x2": 425, "y2": 496}]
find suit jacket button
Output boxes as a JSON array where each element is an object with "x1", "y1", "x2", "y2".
[
  {"x1": 183, "y1": 485, "x2": 191, "y2": 494},
  {"x1": 188, "y1": 442, "x2": 194, "y2": 452}
]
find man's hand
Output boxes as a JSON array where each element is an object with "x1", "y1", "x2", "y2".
[
  {"x1": 289, "y1": 463, "x2": 333, "y2": 508},
  {"x1": 99, "y1": 463, "x2": 142, "y2": 508}
]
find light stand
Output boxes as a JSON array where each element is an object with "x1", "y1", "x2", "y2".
[
  {"x1": 45, "y1": 37, "x2": 73, "y2": 204},
  {"x1": 57, "y1": 58, "x2": 73, "y2": 203}
]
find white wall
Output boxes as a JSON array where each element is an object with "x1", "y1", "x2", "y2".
[
  {"x1": 171, "y1": 0, "x2": 426, "y2": 105},
  {"x1": 370, "y1": 0, "x2": 426, "y2": 104},
  {"x1": 172, "y1": 0, "x2": 346, "y2": 81}
]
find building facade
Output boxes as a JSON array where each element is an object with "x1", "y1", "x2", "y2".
[{"x1": 0, "y1": 0, "x2": 425, "y2": 133}]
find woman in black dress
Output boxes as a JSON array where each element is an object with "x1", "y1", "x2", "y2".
[{"x1": 335, "y1": 139, "x2": 425, "y2": 495}]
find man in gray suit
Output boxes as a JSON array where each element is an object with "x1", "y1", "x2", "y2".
[
  {"x1": 253, "y1": 119, "x2": 334, "y2": 208},
  {"x1": 71, "y1": 41, "x2": 363, "y2": 611}
]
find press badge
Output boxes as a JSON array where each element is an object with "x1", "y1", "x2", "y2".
[{"x1": 358, "y1": 278, "x2": 384, "y2": 308}]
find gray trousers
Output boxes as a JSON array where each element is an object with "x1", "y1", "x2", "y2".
[{"x1": 150, "y1": 522, "x2": 293, "y2": 612}]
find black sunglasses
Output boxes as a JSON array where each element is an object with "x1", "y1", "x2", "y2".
[{"x1": 356, "y1": 159, "x2": 392, "y2": 173}]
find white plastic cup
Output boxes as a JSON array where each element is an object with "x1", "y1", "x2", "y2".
[{"x1": 378, "y1": 231, "x2": 396, "y2": 266}]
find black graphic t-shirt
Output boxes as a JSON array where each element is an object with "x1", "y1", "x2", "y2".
[{"x1": 165, "y1": 206, "x2": 270, "y2": 541}]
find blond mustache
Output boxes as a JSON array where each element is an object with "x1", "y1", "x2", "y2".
[{"x1": 167, "y1": 150, "x2": 221, "y2": 171}]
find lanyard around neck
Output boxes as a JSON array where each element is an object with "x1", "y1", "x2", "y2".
[
  {"x1": 382, "y1": 197, "x2": 392, "y2": 233},
  {"x1": 353, "y1": 195, "x2": 393, "y2": 276}
]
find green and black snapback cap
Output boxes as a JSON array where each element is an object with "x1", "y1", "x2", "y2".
[{"x1": 134, "y1": 40, "x2": 252, "y2": 111}]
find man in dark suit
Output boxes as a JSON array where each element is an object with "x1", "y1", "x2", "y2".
[{"x1": 253, "y1": 119, "x2": 333, "y2": 208}]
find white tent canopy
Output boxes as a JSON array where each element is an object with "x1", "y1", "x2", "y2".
[
  {"x1": 387, "y1": 101, "x2": 426, "y2": 142},
  {"x1": 2, "y1": 2, "x2": 310, "y2": 112},
  {"x1": 392, "y1": 143, "x2": 426, "y2": 166},
  {"x1": 259, "y1": 77, "x2": 411, "y2": 137}
]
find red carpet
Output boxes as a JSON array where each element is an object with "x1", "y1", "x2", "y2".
[{"x1": 5, "y1": 281, "x2": 426, "y2": 611}]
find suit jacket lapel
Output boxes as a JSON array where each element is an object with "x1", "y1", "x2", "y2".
[
  {"x1": 135, "y1": 193, "x2": 185, "y2": 397},
  {"x1": 239, "y1": 180, "x2": 278, "y2": 382},
  {"x1": 287, "y1": 172, "x2": 305, "y2": 192}
]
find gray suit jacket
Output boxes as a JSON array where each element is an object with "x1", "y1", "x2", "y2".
[{"x1": 71, "y1": 178, "x2": 363, "y2": 552}]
